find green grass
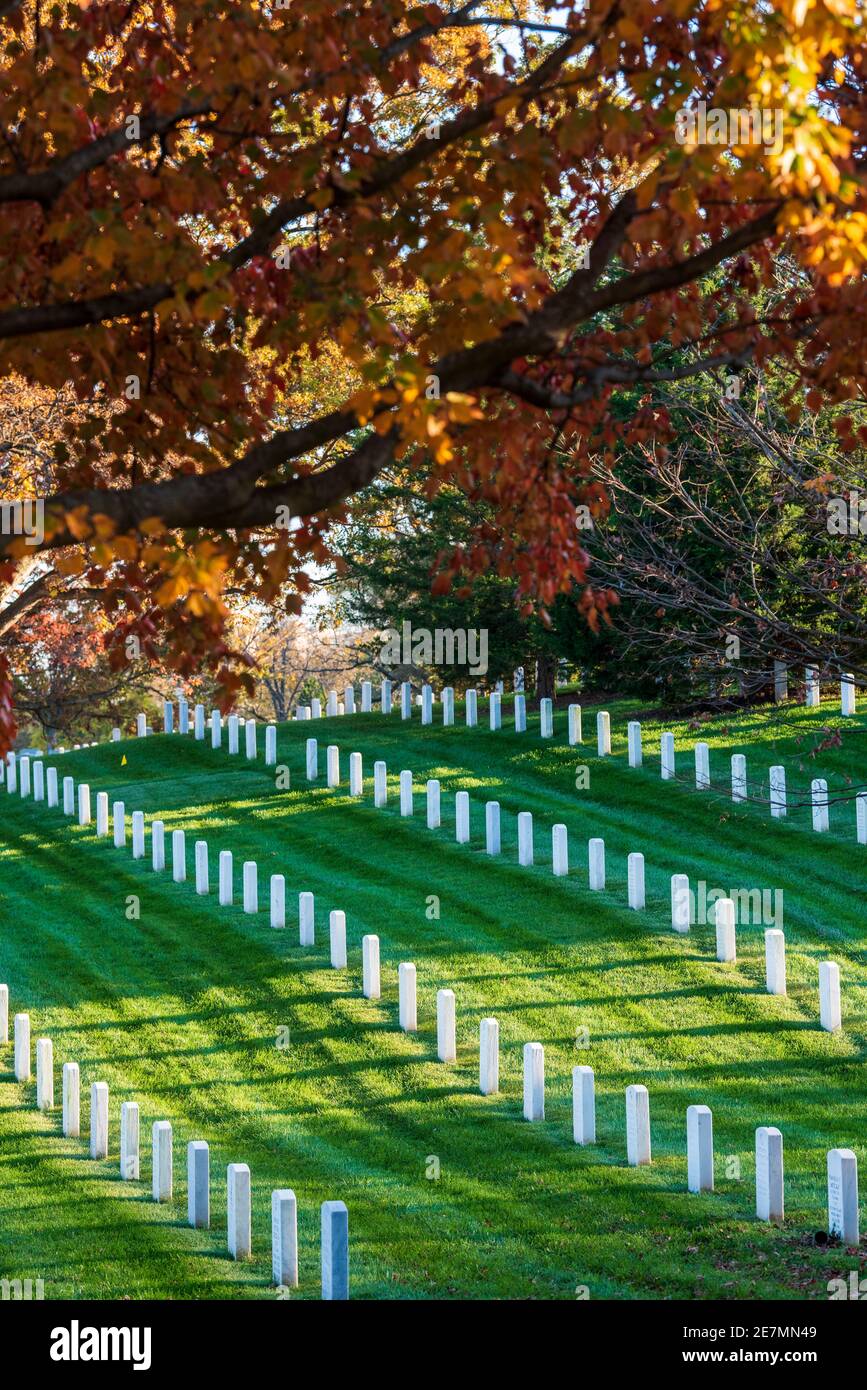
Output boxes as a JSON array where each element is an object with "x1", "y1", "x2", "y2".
[{"x1": 0, "y1": 696, "x2": 864, "y2": 1300}]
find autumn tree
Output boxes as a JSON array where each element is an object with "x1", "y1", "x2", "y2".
[{"x1": 0, "y1": 0, "x2": 864, "y2": 749}]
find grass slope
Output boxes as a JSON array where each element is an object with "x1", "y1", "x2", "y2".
[{"x1": 0, "y1": 697, "x2": 864, "y2": 1300}]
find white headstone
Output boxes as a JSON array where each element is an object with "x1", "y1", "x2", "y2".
[
  {"x1": 245, "y1": 719, "x2": 257, "y2": 759},
  {"x1": 344, "y1": 686, "x2": 355, "y2": 716},
  {"x1": 178, "y1": 698, "x2": 189, "y2": 735},
  {"x1": 265, "y1": 724, "x2": 277, "y2": 765},
  {"x1": 349, "y1": 751, "x2": 362, "y2": 796},
  {"x1": 188, "y1": 1140, "x2": 210, "y2": 1228},
  {"x1": 19, "y1": 756, "x2": 30, "y2": 798},
  {"x1": 210, "y1": 710, "x2": 221, "y2": 748},
  {"x1": 687, "y1": 1104, "x2": 714, "y2": 1192},
  {"x1": 811, "y1": 778, "x2": 829, "y2": 832},
  {"x1": 0, "y1": 984, "x2": 6, "y2": 1045},
  {"x1": 857, "y1": 791, "x2": 867, "y2": 845},
  {"x1": 399, "y1": 769, "x2": 413, "y2": 816},
  {"x1": 330, "y1": 909, "x2": 347, "y2": 968},
  {"x1": 627, "y1": 720, "x2": 642, "y2": 768},
  {"x1": 151, "y1": 819, "x2": 165, "y2": 872},
  {"x1": 46, "y1": 766, "x2": 58, "y2": 808},
  {"x1": 374, "y1": 760, "x2": 387, "y2": 807},
  {"x1": 660, "y1": 730, "x2": 675, "y2": 779},
  {"x1": 568, "y1": 703, "x2": 582, "y2": 746},
  {"x1": 194, "y1": 704, "x2": 205, "y2": 740},
  {"x1": 132, "y1": 810, "x2": 145, "y2": 859},
  {"x1": 465, "y1": 689, "x2": 478, "y2": 726},
  {"x1": 421, "y1": 685, "x2": 433, "y2": 725},
  {"x1": 442, "y1": 687, "x2": 454, "y2": 726},
  {"x1": 222, "y1": 850, "x2": 234, "y2": 906},
  {"x1": 112, "y1": 727, "x2": 121, "y2": 742},
  {"x1": 306, "y1": 737, "x2": 318, "y2": 781},
  {"x1": 243, "y1": 861, "x2": 258, "y2": 914},
  {"x1": 137, "y1": 712, "x2": 147, "y2": 737},
  {"x1": 326, "y1": 744, "x2": 339, "y2": 788},
  {"x1": 90, "y1": 1081, "x2": 108, "y2": 1159},
  {"x1": 299, "y1": 891, "x2": 315, "y2": 946},
  {"x1": 626, "y1": 1083, "x2": 651, "y2": 1165},
  {"x1": 805, "y1": 667, "x2": 819, "y2": 707},
  {"x1": 437, "y1": 989, "x2": 456, "y2": 1063},
  {"x1": 321, "y1": 1199, "x2": 349, "y2": 1300},
  {"x1": 819, "y1": 960, "x2": 842, "y2": 1032},
  {"x1": 715, "y1": 897, "x2": 736, "y2": 962},
  {"x1": 172, "y1": 829, "x2": 186, "y2": 882},
  {"x1": 362, "y1": 935, "x2": 381, "y2": 1000},
  {"x1": 485, "y1": 801, "x2": 500, "y2": 855},
  {"x1": 841, "y1": 673, "x2": 855, "y2": 716},
  {"x1": 827, "y1": 1148, "x2": 859, "y2": 1245},
  {"x1": 540, "y1": 698, "x2": 553, "y2": 738},
  {"x1": 489, "y1": 692, "x2": 501, "y2": 731},
  {"x1": 163, "y1": 701, "x2": 174, "y2": 734},
  {"x1": 523, "y1": 1041, "x2": 544, "y2": 1121},
  {"x1": 152, "y1": 1120, "x2": 172, "y2": 1201},
  {"x1": 426, "y1": 779, "x2": 440, "y2": 829},
  {"x1": 552, "y1": 823, "x2": 568, "y2": 877},
  {"x1": 326, "y1": 690, "x2": 338, "y2": 717},
  {"x1": 5, "y1": 751, "x2": 15, "y2": 794},
  {"x1": 597, "y1": 710, "x2": 611, "y2": 756},
  {"x1": 401, "y1": 682, "x2": 412, "y2": 720},
  {"x1": 671, "y1": 873, "x2": 690, "y2": 933},
  {"x1": 36, "y1": 1037, "x2": 54, "y2": 1110},
  {"x1": 272, "y1": 1188, "x2": 298, "y2": 1288},
  {"x1": 518, "y1": 811, "x2": 533, "y2": 866},
  {"x1": 121, "y1": 1101, "x2": 139, "y2": 1180},
  {"x1": 360, "y1": 681, "x2": 372, "y2": 713},
  {"x1": 381, "y1": 679, "x2": 392, "y2": 714},
  {"x1": 572, "y1": 1065, "x2": 595, "y2": 1145},
  {"x1": 731, "y1": 753, "x2": 746, "y2": 802},
  {"x1": 455, "y1": 790, "x2": 470, "y2": 844},
  {"x1": 96, "y1": 791, "x2": 108, "y2": 836},
  {"x1": 755, "y1": 1126, "x2": 784, "y2": 1224},
  {"x1": 769, "y1": 764, "x2": 786, "y2": 817},
  {"x1": 62, "y1": 775, "x2": 74, "y2": 816},
  {"x1": 514, "y1": 693, "x2": 526, "y2": 733},
  {"x1": 269, "y1": 873, "x2": 286, "y2": 930},
  {"x1": 765, "y1": 928, "x2": 786, "y2": 995},
  {"x1": 398, "y1": 962, "x2": 417, "y2": 1032},
  {"x1": 479, "y1": 1017, "x2": 499, "y2": 1095},
  {"x1": 62, "y1": 1061, "x2": 80, "y2": 1137},
  {"x1": 113, "y1": 800, "x2": 125, "y2": 848},
  {"x1": 694, "y1": 741, "x2": 710, "y2": 789},
  {"x1": 588, "y1": 837, "x2": 605, "y2": 891},
  {"x1": 195, "y1": 840, "x2": 209, "y2": 894},
  {"x1": 227, "y1": 1162, "x2": 252, "y2": 1259},
  {"x1": 627, "y1": 851, "x2": 645, "y2": 910}
]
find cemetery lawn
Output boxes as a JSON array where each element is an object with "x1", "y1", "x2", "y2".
[{"x1": 0, "y1": 697, "x2": 864, "y2": 1301}]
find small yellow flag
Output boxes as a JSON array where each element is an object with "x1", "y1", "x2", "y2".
[{"x1": 121, "y1": 755, "x2": 127, "y2": 766}]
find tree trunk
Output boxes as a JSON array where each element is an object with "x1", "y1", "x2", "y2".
[{"x1": 535, "y1": 653, "x2": 557, "y2": 701}]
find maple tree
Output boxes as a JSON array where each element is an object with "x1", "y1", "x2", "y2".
[{"x1": 0, "y1": 0, "x2": 865, "y2": 751}]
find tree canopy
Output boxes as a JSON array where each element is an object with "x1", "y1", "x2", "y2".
[{"x1": 0, "y1": 0, "x2": 864, "y2": 747}]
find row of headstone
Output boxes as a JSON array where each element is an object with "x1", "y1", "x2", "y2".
[{"x1": 3, "y1": 984, "x2": 349, "y2": 1295}]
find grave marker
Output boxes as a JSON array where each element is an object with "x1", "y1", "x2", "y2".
[
  {"x1": 326, "y1": 690, "x2": 338, "y2": 717},
  {"x1": 90, "y1": 1081, "x2": 108, "y2": 1159},
  {"x1": 540, "y1": 698, "x2": 553, "y2": 738},
  {"x1": 523, "y1": 1042, "x2": 544, "y2": 1121},
  {"x1": 76, "y1": 783, "x2": 91, "y2": 826},
  {"x1": 687, "y1": 1105, "x2": 714, "y2": 1192},
  {"x1": 195, "y1": 840, "x2": 209, "y2": 894},
  {"x1": 47, "y1": 766, "x2": 58, "y2": 808},
  {"x1": 151, "y1": 820, "x2": 165, "y2": 872},
  {"x1": 221, "y1": 852, "x2": 236, "y2": 908},
  {"x1": 271, "y1": 874, "x2": 286, "y2": 929},
  {"x1": 661, "y1": 730, "x2": 675, "y2": 780},
  {"x1": 597, "y1": 710, "x2": 611, "y2": 756},
  {"x1": 426, "y1": 779, "x2": 440, "y2": 829},
  {"x1": 773, "y1": 661, "x2": 788, "y2": 703},
  {"x1": 811, "y1": 778, "x2": 829, "y2": 832},
  {"x1": 349, "y1": 752, "x2": 362, "y2": 797},
  {"x1": 137, "y1": 713, "x2": 147, "y2": 737},
  {"x1": 455, "y1": 790, "x2": 470, "y2": 844},
  {"x1": 311, "y1": 698, "x2": 322, "y2": 720},
  {"x1": 245, "y1": 719, "x2": 257, "y2": 759},
  {"x1": 626, "y1": 1084, "x2": 651, "y2": 1165},
  {"x1": 399, "y1": 770, "x2": 413, "y2": 816},
  {"x1": 755, "y1": 1126, "x2": 784, "y2": 1224},
  {"x1": 374, "y1": 760, "x2": 387, "y2": 807},
  {"x1": 210, "y1": 710, "x2": 221, "y2": 748},
  {"x1": 227, "y1": 1163, "x2": 252, "y2": 1259},
  {"x1": 62, "y1": 775, "x2": 74, "y2": 815},
  {"x1": 121, "y1": 1101, "x2": 140, "y2": 1180},
  {"x1": 299, "y1": 891, "x2": 314, "y2": 946},
  {"x1": 188, "y1": 1141, "x2": 210, "y2": 1228},
  {"x1": 514, "y1": 694, "x2": 526, "y2": 733},
  {"x1": 568, "y1": 704, "x2": 582, "y2": 746},
  {"x1": 731, "y1": 754, "x2": 747, "y2": 802},
  {"x1": 627, "y1": 852, "x2": 645, "y2": 910},
  {"x1": 5, "y1": 751, "x2": 15, "y2": 794},
  {"x1": 518, "y1": 811, "x2": 533, "y2": 866},
  {"x1": 0, "y1": 983, "x2": 6, "y2": 1044},
  {"x1": 131, "y1": 811, "x2": 145, "y2": 859},
  {"x1": 442, "y1": 687, "x2": 454, "y2": 726},
  {"x1": 326, "y1": 744, "x2": 340, "y2": 788},
  {"x1": 272, "y1": 1189, "x2": 298, "y2": 1288},
  {"x1": 330, "y1": 910, "x2": 347, "y2": 968},
  {"x1": 819, "y1": 960, "x2": 842, "y2": 1032},
  {"x1": 805, "y1": 667, "x2": 820, "y2": 707},
  {"x1": 360, "y1": 681, "x2": 372, "y2": 713},
  {"x1": 163, "y1": 701, "x2": 174, "y2": 734},
  {"x1": 421, "y1": 685, "x2": 433, "y2": 725},
  {"x1": 265, "y1": 725, "x2": 277, "y2": 766},
  {"x1": 841, "y1": 673, "x2": 855, "y2": 716},
  {"x1": 172, "y1": 829, "x2": 186, "y2": 882},
  {"x1": 489, "y1": 692, "x2": 501, "y2": 731},
  {"x1": 362, "y1": 935, "x2": 381, "y2": 1000},
  {"x1": 857, "y1": 792, "x2": 867, "y2": 845},
  {"x1": 572, "y1": 1065, "x2": 595, "y2": 1145},
  {"x1": 715, "y1": 898, "x2": 736, "y2": 962},
  {"x1": 827, "y1": 1148, "x2": 859, "y2": 1245},
  {"x1": 671, "y1": 873, "x2": 690, "y2": 933},
  {"x1": 485, "y1": 801, "x2": 501, "y2": 856},
  {"x1": 36, "y1": 1038, "x2": 54, "y2": 1110},
  {"x1": 552, "y1": 823, "x2": 568, "y2": 877},
  {"x1": 62, "y1": 1061, "x2": 80, "y2": 1137},
  {"x1": 694, "y1": 741, "x2": 710, "y2": 789},
  {"x1": 765, "y1": 928, "x2": 786, "y2": 995},
  {"x1": 344, "y1": 686, "x2": 355, "y2": 716},
  {"x1": 769, "y1": 765, "x2": 787, "y2": 817},
  {"x1": 243, "y1": 861, "x2": 258, "y2": 914},
  {"x1": 179, "y1": 698, "x2": 189, "y2": 735},
  {"x1": 437, "y1": 988, "x2": 457, "y2": 1063},
  {"x1": 306, "y1": 737, "x2": 318, "y2": 781},
  {"x1": 627, "y1": 721, "x2": 642, "y2": 768},
  {"x1": 401, "y1": 682, "x2": 412, "y2": 720},
  {"x1": 588, "y1": 837, "x2": 605, "y2": 891},
  {"x1": 465, "y1": 689, "x2": 478, "y2": 726},
  {"x1": 194, "y1": 704, "x2": 205, "y2": 740},
  {"x1": 96, "y1": 791, "x2": 109, "y2": 837},
  {"x1": 113, "y1": 800, "x2": 125, "y2": 848},
  {"x1": 382, "y1": 679, "x2": 392, "y2": 714},
  {"x1": 398, "y1": 962, "x2": 417, "y2": 1032},
  {"x1": 321, "y1": 1200, "x2": 349, "y2": 1300},
  {"x1": 19, "y1": 756, "x2": 30, "y2": 798},
  {"x1": 479, "y1": 1018, "x2": 499, "y2": 1095}
]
